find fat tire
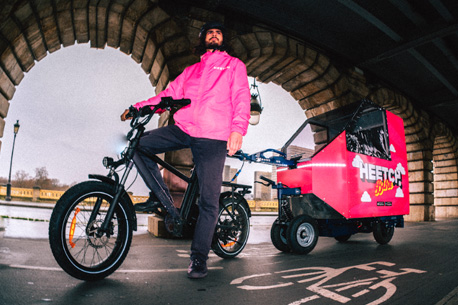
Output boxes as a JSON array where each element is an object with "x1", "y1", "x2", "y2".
[
  {"x1": 373, "y1": 221, "x2": 394, "y2": 245},
  {"x1": 212, "y1": 197, "x2": 250, "y2": 258},
  {"x1": 271, "y1": 221, "x2": 291, "y2": 252},
  {"x1": 286, "y1": 215, "x2": 319, "y2": 254},
  {"x1": 49, "y1": 181, "x2": 133, "y2": 281}
]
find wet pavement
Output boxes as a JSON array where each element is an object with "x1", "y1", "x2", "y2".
[
  {"x1": 1, "y1": 200, "x2": 458, "y2": 305},
  {"x1": 0, "y1": 200, "x2": 276, "y2": 243}
]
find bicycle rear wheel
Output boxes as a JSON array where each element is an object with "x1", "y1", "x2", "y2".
[
  {"x1": 49, "y1": 181, "x2": 133, "y2": 281},
  {"x1": 212, "y1": 197, "x2": 250, "y2": 258}
]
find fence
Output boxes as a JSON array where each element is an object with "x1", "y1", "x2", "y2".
[
  {"x1": 0, "y1": 186, "x2": 278, "y2": 212},
  {"x1": 0, "y1": 185, "x2": 148, "y2": 204}
]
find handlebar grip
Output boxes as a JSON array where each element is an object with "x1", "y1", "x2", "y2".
[
  {"x1": 139, "y1": 106, "x2": 153, "y2": 116},
  {"x1": 126, "y1": 106, "x2": 138, "y2": 119},
  {"x1": 174, "y1": 98, "x2": 191, "y2": 107},
  {"x1": 159, "y1": 97, "x2": 191, "y2": 109}
]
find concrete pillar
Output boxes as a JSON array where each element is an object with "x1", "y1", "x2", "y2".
[
  {"x1": 433, "y1": 135, "x2": 458, "y2": 219},
  {"x1": 32, "y1": 186, "x2": 40, "y2": 202},
  {"x1": 405, "y1": 151, "x2": 435, "y2": 221}
]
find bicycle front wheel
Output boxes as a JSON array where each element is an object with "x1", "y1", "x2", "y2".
[
  {"x1": 49, "y1": 181, "x2": 133, "y2": 281},
  {"x1": 212, "y1": 197, "x2": 250, "y2": 258}
]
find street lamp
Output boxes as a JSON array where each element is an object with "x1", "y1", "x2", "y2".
[
  {"x1": 5, "y1": 120, "x2": 20, "y2": 201},
  {"x1": 249, "y1": 78, "x2": 263, "y2": 125}
]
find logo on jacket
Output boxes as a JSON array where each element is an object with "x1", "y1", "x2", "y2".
[{"x1": 214, "y1": 66, "x2": 230, "y2": 70}]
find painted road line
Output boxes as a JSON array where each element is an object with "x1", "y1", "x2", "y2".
[{"x1": 8, "y1": 264, "x2": 223, "y2": 273}]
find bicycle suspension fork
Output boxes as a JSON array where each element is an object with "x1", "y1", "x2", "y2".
[
  {"x1": 95, "y1": 161, "x2": 134, "y2": 237},
  {"x1": 95, "y1": 127, "x2": 143, "y2": 237}
]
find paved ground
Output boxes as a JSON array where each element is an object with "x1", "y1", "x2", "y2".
[{"x1": 1, "y1": 201, "x2": 458, "y2": 305}]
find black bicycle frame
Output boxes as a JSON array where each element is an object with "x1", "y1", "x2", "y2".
[
  {"x1": 139, "y1": 150, "x2": 200, "y2": 222},
  {"x1": 95, "y1": 98, "x2": 252, "y2": 238}
]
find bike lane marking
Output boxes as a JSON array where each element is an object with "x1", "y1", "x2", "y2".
[
  {"x1": 231, "y1": 273, "x2": 294, "y2": 290},
  {"x1": 230, "y1": 261, "x2": 427, "y2": 305},
  {"x1": 9, "y1": 264, "x2": 62, "y2": 271}
]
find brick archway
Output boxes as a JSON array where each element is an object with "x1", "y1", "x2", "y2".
[
  {"x1": 432, "y1": 122, "x2": 458, "y2": 219},
  {"x1": 0, "y1": 1, "x2": 196, "y2": 118},
  {"x1": 2, "y1": 0, "x2": 458, "y2": 220},
  {"x1": 369, "y1": 88, "x2": 435, "y2": 221},
  {"x1": 0, "y1": 1, "x2": 368, "y2": 145},
  {"x1": 231, "y1": 27, "x2": 368, "y2": 118}
]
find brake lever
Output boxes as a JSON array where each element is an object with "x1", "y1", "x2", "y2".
[{"x1": 254, "y1": 181, "x2": 271, "y2": 187}]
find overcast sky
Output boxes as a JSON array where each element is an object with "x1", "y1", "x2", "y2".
[{"x1": 0, "y1": 44, "x2": 306, "y2": 196}]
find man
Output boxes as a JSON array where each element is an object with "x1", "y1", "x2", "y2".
[{"x1": 121, "y1": 21, "x2": 251, "y2": 279}]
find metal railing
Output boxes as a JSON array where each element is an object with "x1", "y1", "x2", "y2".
[{"x1": 0, "y1": 186, "x2": 279, "y2": 211}]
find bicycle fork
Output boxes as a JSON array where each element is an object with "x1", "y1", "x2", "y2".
[{"x1": 90, "y1": 161, "x2": 135, "y2": 238}]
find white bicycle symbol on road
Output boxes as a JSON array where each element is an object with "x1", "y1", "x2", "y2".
[{"x1": 230, "y1": 261, "x2": 426, "y2": 305}]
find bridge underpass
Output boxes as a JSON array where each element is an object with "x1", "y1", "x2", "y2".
[{"x1": 1, "y1": 0, "x2": 458, "y2": 221}]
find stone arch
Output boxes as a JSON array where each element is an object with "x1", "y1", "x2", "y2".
[
  {"x1": 230, "y1": 24, "x2": 443, "y2": 221},
  {"x1": 369, "y1": 88, "x2": 435, "y2": 221},
  {"x1": 229, "y1": 25, "x2": 375, "y2": 154},
  {"x1": 231, "y1": 26, "x2": 368, "y2": 118},
  {"x1": 431, "y1": 122, "x2": 458, "y2": 219},
  {"x1": 2, "y1": 1, "x2": 457, "y2": 220},
  {"x1": 0, "y1": 1, "x2": 198, "y2": 138},
  {"x1": 0, "y1": 1, "x2": 378, "y2": 148}
]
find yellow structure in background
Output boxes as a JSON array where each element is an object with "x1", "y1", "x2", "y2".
[
  {"x1": 0, "y1": 185, "x2": 148, "y2": 204},
  {"x1": 0, "y1": 186, "x2": 278, "y2": 212}
]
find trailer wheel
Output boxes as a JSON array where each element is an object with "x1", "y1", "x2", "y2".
[
  {"x1": 373, "y1": 221, "x2": 394, "y2": 245},
  {"x1": 287, "y1": 215, "x2": 318, "y2": 254},
  {"x1": 271, "y1": 221, "x2": 291, "y2": 252}
]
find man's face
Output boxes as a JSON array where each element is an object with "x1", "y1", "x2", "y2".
[{"x1": 205, "y1": 28, "x2": 223, "y2": 49}]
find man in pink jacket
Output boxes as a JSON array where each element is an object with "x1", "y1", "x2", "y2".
[{"x1": 121, "y1": 21, "x2": 250, "y2": 279}]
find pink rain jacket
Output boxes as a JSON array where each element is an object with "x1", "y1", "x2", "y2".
[{"x1": 134, "y1": 51, "x2": 251, "y2": 141}]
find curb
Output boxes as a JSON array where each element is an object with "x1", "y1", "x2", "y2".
[
  {"x1": 435, "y1": 286, "x2": 458, "y2": 305},
  {"x1": 0, "y1": 200, "x2": 55, "y2": 209}
]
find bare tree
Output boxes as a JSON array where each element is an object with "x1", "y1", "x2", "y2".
[
  {"x1": 0, "y1": 166, "x2": 73, "y2": 191},
  {"x1": 34, "y1": 166, "x2": 51, "y2": 188},
  {"x1": 14, "y1": 170, "x2": 33, "y2": 188}
]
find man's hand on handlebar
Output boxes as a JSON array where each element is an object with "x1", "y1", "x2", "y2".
[
  {"x1": 121, "y1": 106, "x2": 139, "y2": 121},
  {"x1": 121, "y1": 98, "x2": 191, "y2": 122},
  {"x1": 120, "y1": 109, "x2": 131, "y2": 121}
]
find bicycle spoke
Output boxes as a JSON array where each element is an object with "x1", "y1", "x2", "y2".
[{"x1": 63, "y1": 194, "x2": 122, "y2": 268}]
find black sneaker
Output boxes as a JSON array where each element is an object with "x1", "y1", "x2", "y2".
[
  {"x1": 134, "y1": 192, "x2": 163, "y2": 213},
  {"x1": 187, "y1": 258, "x2": 208, "y2": 279}
]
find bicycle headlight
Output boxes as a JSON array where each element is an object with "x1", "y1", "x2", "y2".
[{"x1": 103, "y1": 157, "x2": 114, "y2": 168}]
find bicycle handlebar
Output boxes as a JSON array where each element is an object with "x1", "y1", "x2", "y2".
[
  {"x1": 156, "y1": 97, "x2": 191, "y2": 110},
  {"x1": 127, "y1": 97, "x2": 191, "y2": 119},
  {"x1": 127, "y1": 97, "x2": 191, "y2": 128}
]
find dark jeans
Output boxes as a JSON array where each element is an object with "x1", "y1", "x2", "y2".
[{"x1": 132, "y1": 125, "x2": 227, "y2": 262}]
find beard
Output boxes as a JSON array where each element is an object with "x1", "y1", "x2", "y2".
[{"x1": 205, "y1": 41, "x2": 222, "y2": 50}]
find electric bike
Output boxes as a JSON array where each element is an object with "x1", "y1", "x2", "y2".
[{"x1": 49, "y1": 97, "x2": 252, "y2": 281}]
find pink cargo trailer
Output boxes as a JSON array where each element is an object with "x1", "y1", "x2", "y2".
[{"x1": 239, "y1": 100, "x2": 409, "y2": 254}]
